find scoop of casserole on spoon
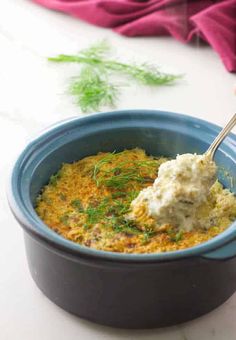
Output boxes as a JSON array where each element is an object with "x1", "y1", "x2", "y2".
[{"x1": 128, "y1": 114, "x2": 236, "y2": 231}]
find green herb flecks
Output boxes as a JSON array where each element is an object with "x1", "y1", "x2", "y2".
[
  {"x1": 71, "y1": 199, "x2": 84, "y2": 213},
  {"x1": 167, "y1": 229, "x2": 184, "y2": 242},
  {"x1": 101, "y1": 169, "x2": 148, "y2": 189},
  {"x1": 92, "y1": 154, "x2": 161, "y2": 190},
  {"x1": 92, "y1": 151, "x2": 116, "y2": 186},
  {"x1": 80, "y1": 193, "x2": 149, "y2": 238},
  {"x1": 60, "y1": 214, "x2": 70, "y2": 226},
  {"x1": 51, "y1": 151, "x2": 165, "y2": 244},
  {"x1": 109, "y1": 199, "x2": 130, "y2": 215},
  {"x1": 112, "y1": 220, "x2": 142, "y2": 236},
  {"x1": 84, "y1": 197, "x2": 110, "y2": 226},
  {"x1": 111, "y1": 191, "x2": 127, "y2": 199},
  {"x1": 126, "y1": 190, "x2": 140, "y2": 204},
  {"x1": 49, "y1": 172, "x2": 61, "y2": 186},
  {"x1": 48, "y1": 41, "x2": 181, "y2": 113},
  {"x1": 142, "y1": 230, "x2": 156, "y2": 244},
  {"x1": 55, "y1": 151, "x2": 164, "y2": 243}
]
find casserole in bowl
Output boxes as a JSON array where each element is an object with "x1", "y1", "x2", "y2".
[{"x1": 8, "y1": 110, "x2": 236, "y2": 328}]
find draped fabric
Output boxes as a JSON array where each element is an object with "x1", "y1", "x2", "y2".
[{"x1": 32, "y1": 0, "x2": 236, "y2": 72}]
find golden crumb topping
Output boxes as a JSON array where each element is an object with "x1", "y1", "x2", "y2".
[{"x1": 35, "y1": 149, "x2": 236, "y2": 253}]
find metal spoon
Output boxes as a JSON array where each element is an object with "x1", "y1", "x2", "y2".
[{"x1": 206, "y1": 113, "x2": 236, "y2": 159}]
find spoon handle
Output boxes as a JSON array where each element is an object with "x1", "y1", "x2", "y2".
[{"x1": 206, "y1": 113, "x2": 236, "y2": 159}]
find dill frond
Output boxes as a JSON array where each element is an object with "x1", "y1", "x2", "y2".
[
  {"x1": 92, "y1": 153, "x2": 162, "y2": 189},
  {"x1": 80, "y1": 40, "x2": 111, "y2": 59},
  {"x1": 48, "y1": 41, "x2": 181, "y2": 112},
  {"x1": 104, "y1": 61, "x2": 180, "y2": 86},
  {"x1": 101, "y1": 171, "x2": 145, "y2": 189},
  {"x1": 112, "y1": 220, "x2": 142, "y2": 235},
  {"x1": 167, "y1": 229, "x2": 184, "y2": 242},
  {"x1": 92, "y1": 151, "x2": 116, "y2": 185},
  {"x1": 70, "y1": 66, "x2": 119, "y2": 113}
]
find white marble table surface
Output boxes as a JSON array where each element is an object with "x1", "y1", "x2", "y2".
[{"x1": 0, "y1": 1, "x2": 236, "y2": 339}]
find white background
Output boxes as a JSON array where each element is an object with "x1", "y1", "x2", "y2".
[{"x1": 0, "y1": 1, "x2": 236, "y2": 339}]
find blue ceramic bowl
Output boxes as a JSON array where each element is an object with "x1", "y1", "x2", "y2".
[
  {"x1": 9, "y1": 110, "x2": 236, "y2": 261},
  {"x1": 8, "y1": 110, "x2": 236, "y2": 328}
]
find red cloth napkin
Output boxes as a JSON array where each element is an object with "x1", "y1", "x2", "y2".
[{"x1": 32, "y1": 0, "x2": 236, "y2": 72}]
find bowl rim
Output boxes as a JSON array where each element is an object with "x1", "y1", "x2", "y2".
[{"x1": 8, "y1": 109, "x2": 236, "y2": 263}]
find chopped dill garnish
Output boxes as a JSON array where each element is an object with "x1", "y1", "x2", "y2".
[
  {"x1": 111, "y1": 191, "x2": 126, "y2": 199},
  {"x1": 80, "y1": 192, "x2": 149, "y2": 237},
  {"x1": 71, "y1": 199, "x2": 84, "y2": 213},
  {"x1": 109, "y1": 199, "x2": 131, "y2": 215},
  {"x1": 43, "y1": 151, "x2": 165, "y2": 243},
  {"x1": 126, "y1": 190, "x2": 140, "y2": 202},
  {"x1": 102, "y1": 171, "x2": 143, "y2": 189},
  {"x1": 134, "y1": 159, "x2": 164, "y2": 168},
  {"x1": 111, "y1": 219, "x2": 142, "y2": 236},
  {"x1": 85, "y1": 197, "x2": 109, "y2": 226},
  {"x1": 174, "y1": 230, "x2": 184, "y2": 242},
  {"x1": 48, "y1": 41, "x2": 181, "y2": 113},
  {"x1": 167, "y1": 229, "x2": 184, "y2": 242},
  {"x1": 92, "y1": 153, "x2": 161, "y2": 189},
  {"x1": 49, "y1": 172, "x2": 61, "y2": 186},
  {"x1": 92, "y1": 151, "x2": 116, "y2": 186},
  {"x1": 142, "y1": 230, "x2": 156, "y2": 244},
  {"x1": 60, "y1": 214, "x2": 69, "y2": 226}
]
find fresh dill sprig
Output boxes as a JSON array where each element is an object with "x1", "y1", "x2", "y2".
[
  {"x1": 167, "y1": 229, "x2": 184, "y2": 242},
  {"x1": 70, "y1": 66, "x2": 119, "y2": 112},
  {"x1": 92, "y1": 153, "x2": 160, "y2": 189},
  {"x1": 92, "y1": 151, "x2": 116, "y2": 186},
  {"x1": 104, "y1": 61, "x2": 179, "y2": 86},
  {"x1": 102, "y1": 170, "x2": 148, "y2": 189},
  {"x1": 48, "y1": 41, "x2": 181, "y2": 113},
  {"x1": 60, "y1": 214, "x2": 69, "y2": 226},
  {"x1": 80, "y1": 40, "x2": 111, "y2": 59}
]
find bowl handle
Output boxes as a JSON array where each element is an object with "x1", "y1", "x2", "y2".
[{"x1": 202, "y1": 239, "x2": 236, "y2": 260}]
